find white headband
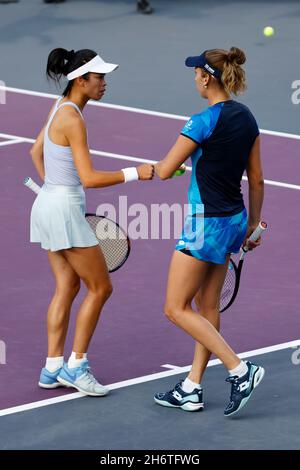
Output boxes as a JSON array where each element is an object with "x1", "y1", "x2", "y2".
[{"x1": 67, "y1": 55, "x2": 118, "y2": 81}]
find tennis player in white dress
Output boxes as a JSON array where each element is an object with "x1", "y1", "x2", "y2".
[{"x1": 30, "y1": 48, "x2": 154, "y2": 396}]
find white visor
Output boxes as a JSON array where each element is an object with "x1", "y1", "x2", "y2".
[{"x1": 67, "y1": 55, "x2": 118, "y2": 81}]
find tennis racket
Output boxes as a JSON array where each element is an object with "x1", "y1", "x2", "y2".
[
  {"x1": 24, "y1": 177, "x2": 130, "y2": 273},
  {"x1": 220, "y1": 221, "x2": 267, "y2": 313}
]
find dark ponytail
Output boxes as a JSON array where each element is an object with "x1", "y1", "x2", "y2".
[{"x1": 46, "y1": 48, "x2": 97, "y2": 96}]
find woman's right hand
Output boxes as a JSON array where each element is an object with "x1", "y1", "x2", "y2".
[
  {"x1": 137, "y1": 164, "x2": 155, "y2": 180},
  {"x1": 243, "y1": 225, "x2": 261, "y2": 251}
]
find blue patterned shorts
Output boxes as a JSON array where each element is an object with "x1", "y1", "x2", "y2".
[{"x1": 176, "y1": 208, "x2": 248, "y2": 264}]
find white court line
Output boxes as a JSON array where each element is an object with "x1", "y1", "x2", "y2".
[
  {"x1": 1, "y1": 85, "x2": 300, "y2": 140},
  {"x1": 241, "y1": 175, "x2": 300, "y2": 191},
  {"x1": 0, "y1": 132, "x2": 156, "y2": 164},
  {"x1": 1, "y1": 132, "x2": 300, "y2": 191},
  {"x1": 259, "y1": 128, "x2": 300, "y2": 141},
  {"x1": 161, "y1": 364, "x2": 182, "y2": 370},
  {"x1": 0, "y1": 85, "x2": 188, "y2": 121},
  {"x1": 0, "y1": 132, "x2": 34, "y2": 144},
  {"x1": 0, "y1": 138, "x2": 25, "y2": 147},
  {"x1": 0, "y1": 338, "x2": 299, "y2": 418},
  {"x1": 259, "y1": 177, "x2": 300, "y2": 191}
]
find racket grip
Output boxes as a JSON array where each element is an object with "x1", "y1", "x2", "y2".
[
  {"x1": 24, "y1": 177, "x2": 41, "y2": 195},
  {"x1": 243, "y1": 221, "x2": 267, "y2": 252}
]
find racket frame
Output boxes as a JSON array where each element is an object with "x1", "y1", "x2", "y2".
[
  {"x1": 220, "y1": 221, "x2": 267, "y2": 313},
  {"x1": 220, "y1": 258, "x2": 243, "y2": 313}
]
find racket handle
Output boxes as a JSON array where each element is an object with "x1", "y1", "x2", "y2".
[
  {"x1": 24, "y1": 177, "x2": 41, "y2": 195},
  {"x1": 243, "y1": 221, "x2": 267, "y2": 253}
]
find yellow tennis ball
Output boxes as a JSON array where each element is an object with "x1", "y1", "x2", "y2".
[
  {"x1": 263, "y1": 26, "x2": 274, "y2": 37},
  {"x1": 172, "y1": 164, "x2": 186, "y2": 177}
]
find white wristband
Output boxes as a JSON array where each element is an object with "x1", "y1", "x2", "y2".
[{"x1": 122, "y1": 167, "x2": 139, "y2": 183}]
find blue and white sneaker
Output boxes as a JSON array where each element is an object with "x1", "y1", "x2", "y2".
[
  {"x1": 154, "y1": 381, "x2": 204, "y2": 412},
  {"x1": 224, "y1": 361, "x2": 265, "y2": 417},
  {"x1": 57, "y1": 360, "x2": 109, "y2": 397},
  {"x1": 38, "y1": 367, "x2": 64, "y2": 389}
]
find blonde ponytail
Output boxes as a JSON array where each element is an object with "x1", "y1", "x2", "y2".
[{"x1": 205, "y1": 47, "x2": 247, "y2": 95}]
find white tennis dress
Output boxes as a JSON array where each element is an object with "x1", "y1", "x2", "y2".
[{"x1": 30, "y1": 98, "x2": 98, "y2": 251}]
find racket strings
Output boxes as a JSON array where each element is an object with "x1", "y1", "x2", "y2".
[
  {"x1": 86, "y1": 215, "x2": 129, "y2": 272},
  {"x1": 220, "y1": 260, "x2": 236, "y2": 311}
]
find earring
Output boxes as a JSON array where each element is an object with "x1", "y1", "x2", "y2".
[{"x1": 204, "y1": 84, "x2": 208, "y2": 89}]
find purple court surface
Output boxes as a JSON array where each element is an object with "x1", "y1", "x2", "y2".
[{"x1": 1, "y1": 89, "x2": 300, "y2": 413}]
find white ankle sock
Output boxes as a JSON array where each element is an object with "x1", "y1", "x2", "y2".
[
  {"x1": 229, "y1": 360, "x2": 248, "y2": 378},
  {"x1": 181, "y1": 377, "x2": 201, "y2": 393},
  {"x1": 68, "y1": 351, "x2": 87, "y2": 369},
  {"x1": 45, "y1": 356, "x2": 64, "y2": 373}
]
